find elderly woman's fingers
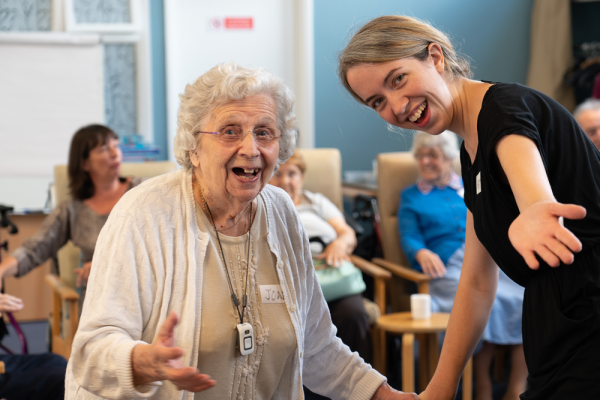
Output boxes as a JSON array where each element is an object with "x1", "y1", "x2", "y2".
[
  {"x1": 167, "y1": 367, "x2": 216, "y2": 392},
  {"x1": 157, "y1": 345, "x2": 185, "y2": 363},
  {"x1": 157, "y1": 312, "x2": 179, "y2": 344}
]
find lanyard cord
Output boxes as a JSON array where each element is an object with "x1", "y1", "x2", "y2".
[{"x1": 197, "y1": 180, "x2": 252, "y2": 324}]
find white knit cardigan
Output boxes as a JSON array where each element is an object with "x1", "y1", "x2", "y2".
[{"x1": 65, "y1": 169, "x2": 385, "y2": 400}]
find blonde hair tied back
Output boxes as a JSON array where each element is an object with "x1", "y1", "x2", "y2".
[{"x1": 338, "y1": 15, "x2": 473, "y2": 104}]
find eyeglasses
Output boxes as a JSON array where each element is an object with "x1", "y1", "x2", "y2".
[
  {"x1": 198, "y1": 126, "x2": 281, "y2": 147},
  {"x1": 415, "y1": 151, "x2": 442, "y2": 161},
  {"x1": 272, "y1": 170, "x2": 300, "y2": 180}
]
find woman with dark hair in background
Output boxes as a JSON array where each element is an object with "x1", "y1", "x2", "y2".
[
  {"x1": 0, "y1": 124, "x2": 140, "y2": 291},
  {"x1": 340, "y1": 15, "x2": 600, "y2": 400},
  {"x1": 0, "y1": 124, "x2": 138, "y2": 399}
]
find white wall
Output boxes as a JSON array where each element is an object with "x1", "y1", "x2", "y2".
[
  {"x1": 164, "y1": 0, "x2": 314, "y2": 161},
  {"x1": 0, "y1": 33, "x2": 104, "y2": 211}
]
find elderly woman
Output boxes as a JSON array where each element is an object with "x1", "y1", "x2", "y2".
[
  {"x1": 400, "y1": 131, "x2": 526, "y2": 400},
  {"x1": 66, "y1": 63, "x2": 417, "y2": 400},
  {"x1": 339, "y1": 15, "x2": 600, "y2": 399},
  {"x1": 270, "y1": 151, "x2": 371, "y2": 363}
]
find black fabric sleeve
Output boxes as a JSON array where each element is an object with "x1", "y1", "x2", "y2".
[{"x1": 478, "y1": 86, "x2": 549, "y2": 182}]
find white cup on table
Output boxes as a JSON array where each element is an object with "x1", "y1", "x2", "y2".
[{"x1": 410, "y1": 294, "x2": 432, "y2": 320}]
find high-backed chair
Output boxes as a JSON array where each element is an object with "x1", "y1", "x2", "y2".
[
  {"x1": 46, "y1": 161, "x2": 177, "y2": 359},
  {"x1": 374, "y1": 152, "x2": 462, "y2": 311},
  {"x1": 369, "y1": 151, "x2": 471, "y2": 397},
  {"x1": 294, "y1": 148, "x2": 392, "y2": 372}
]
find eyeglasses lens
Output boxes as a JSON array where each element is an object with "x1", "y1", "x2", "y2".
[{"x1": 218, "y1": 126, "x2": 280, "y2": 146}]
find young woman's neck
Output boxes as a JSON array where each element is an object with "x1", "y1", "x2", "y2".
[{"x1": 447, "y1": 78, "x2": 493, "y2": 162}]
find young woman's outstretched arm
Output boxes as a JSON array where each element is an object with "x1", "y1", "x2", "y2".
[{"x1": 420, "y1": 210, "x2": 499, "y2": 400}]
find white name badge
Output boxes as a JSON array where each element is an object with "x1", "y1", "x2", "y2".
[
  {"x1": 476, "y1": 172, "x2": 482, "y2": 194},
  {"x1": 260, "y1": 285, "x2": 285, "y2": 304}
]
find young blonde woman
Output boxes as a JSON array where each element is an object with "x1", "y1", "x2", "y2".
[{"x1": 339, "y1": 15, "x2": 600, "y2": 400}]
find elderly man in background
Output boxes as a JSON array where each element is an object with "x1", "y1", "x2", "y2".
[
  {"x1": 66, "y1": 62, "x2": 418, "y2": 400},
  {"x1": 574, "y1": 98, "x2": 600, "y2": 151}
]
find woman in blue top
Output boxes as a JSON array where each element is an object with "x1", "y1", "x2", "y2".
[{"x1": 399, "y1": 131, "x2": 527, "y2": 400}]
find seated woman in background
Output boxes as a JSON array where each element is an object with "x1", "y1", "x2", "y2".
[
  {"x1": 0, "y1": 293, "x2": 67, "y2": 400},
  {"x1": 399, "y1": 131, "x2": 527, "y2": 400},
  {"x1": 0, "y1": 124, "x2": 140, "y2": 294},
  {"x1": 270, "y1": 151, "x2": 372, "y2": 363}
]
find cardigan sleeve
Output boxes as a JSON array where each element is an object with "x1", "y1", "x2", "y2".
[
  {"x1": 12, "y1": 201, "x2": 72, "y2": 277},
  {"x1": 398, "y1": 188, "x2": 427, "y2": 271},
  {"x1": 68, "y1": 209, "x2": 160, "y2": 399},
  {"x1": 297, "y1": 213, "x2": 386, "y2": 399}
]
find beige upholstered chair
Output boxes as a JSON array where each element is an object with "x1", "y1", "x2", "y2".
[
  {"x1": 46, "y1": 161, "x2": 177, "y2": 359},
  {"x1": 295, "y1": 148, "x2": 343, "y2": 210},
  {"x1": 370, "y1": 152, "x2": 471, "y2": 397},
  {"x1": 374, "y1": 152, "x2": 462, "y2": 311},
  {"x1": 294, "y1": 148, "x2": 392, "y2": 373}
]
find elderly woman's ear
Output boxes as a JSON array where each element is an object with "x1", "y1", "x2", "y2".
[{"x1": 190, "y1": 149, "x2": 201, "y2": 168}]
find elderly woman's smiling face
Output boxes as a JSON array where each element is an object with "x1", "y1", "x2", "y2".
[
  {"x1": 415, "y1": 145, "x2": 453, "y2": 186},
  {"x1": 191, "y1": 93, "x2": 280, "y2": 204}
]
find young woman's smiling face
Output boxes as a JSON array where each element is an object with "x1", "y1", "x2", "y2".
[{"x1": 346, "y1": 44, "x2": 455, "y2": 136}]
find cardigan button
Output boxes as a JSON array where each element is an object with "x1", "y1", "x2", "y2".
[
  {"x1": 277, "y1": 260, "x2": 283, "y2": 268},
  {"x1": 290, "y1": 304, "x2": 297, "y2": 312},
  {"x1": 300, "y1": 351, "x2": 303, "y2": 358}
]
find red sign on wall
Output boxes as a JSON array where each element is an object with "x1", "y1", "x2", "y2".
[{"x1": 224, "y1": 17, "x2": 253, "y2": 29}]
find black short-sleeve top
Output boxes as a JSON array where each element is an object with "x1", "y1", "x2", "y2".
[{"x1": 460, "y1": 83, "x2": 600, "y2": 287}]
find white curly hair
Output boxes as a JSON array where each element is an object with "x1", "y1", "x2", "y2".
[
  {"x1": 173, "y1": 62, "x2": 298, "y2": 171},
  {"x1": 411, "y1": 130, "x2": 460, "y2": 160}
]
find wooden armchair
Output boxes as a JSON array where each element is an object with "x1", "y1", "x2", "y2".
[
  {"x1": 367, "y1": 151, "x2": 471, "y2": 396},
  {"x1": 295, "y1": 148, "x2": 393, "y2": 371},
  {"x1": 46, "y1": 161, "x2": 177, "y2": 359}
]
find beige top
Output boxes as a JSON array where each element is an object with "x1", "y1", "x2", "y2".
[{"x1": 195, "y1": 195, "x2": 297, "y2": 399}]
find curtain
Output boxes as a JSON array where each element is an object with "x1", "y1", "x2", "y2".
[{"x1": 527, "y1": 0, "x2": 576, "y2": 111}]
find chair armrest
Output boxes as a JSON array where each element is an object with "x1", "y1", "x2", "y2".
[
  {"x1": 45, "y1": 274, "x2": 79, "y2": 301},
  {"x1": 350, "y1": 255, "x2": 392, "y2": 280},
  {"x1": 371, "y1": 258, "x2": 430, "y2": 283}
]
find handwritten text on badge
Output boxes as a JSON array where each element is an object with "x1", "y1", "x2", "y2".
[{"x1": 260, "y1": 285, "x2": 285, "y2": 304}]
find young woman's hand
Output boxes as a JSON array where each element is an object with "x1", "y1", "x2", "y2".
[
  {"x1": 415, "y1": 249, "x2": 447, "y2": 278},
  {"x1": 316, "y1": 238, "x2": 351, "y2": 268},
  {"x1": 370, "y1": 382, "x2": 419, "y2": 399},
  {"x1": 132, "y1": 312, "x2": 216, "y2": 392},
  {"x1": 508, "y1": 201, "x2": 586, "y2": 269}
]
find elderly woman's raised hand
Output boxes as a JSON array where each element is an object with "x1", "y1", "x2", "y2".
[
  {"x1": 132, "y1": 312, "x2": 216, "y2": 392},
  {"x1": 415, "y1": 249, "x2": 447, "y2": 278}
]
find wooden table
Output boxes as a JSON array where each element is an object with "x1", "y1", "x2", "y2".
[{"x1": 377, "y1": 312, "x2": 472, "y2": 399}]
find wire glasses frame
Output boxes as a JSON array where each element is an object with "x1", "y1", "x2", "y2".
[{"x1": 198, "y1": 126, "x2": 281, "y2": 147}]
